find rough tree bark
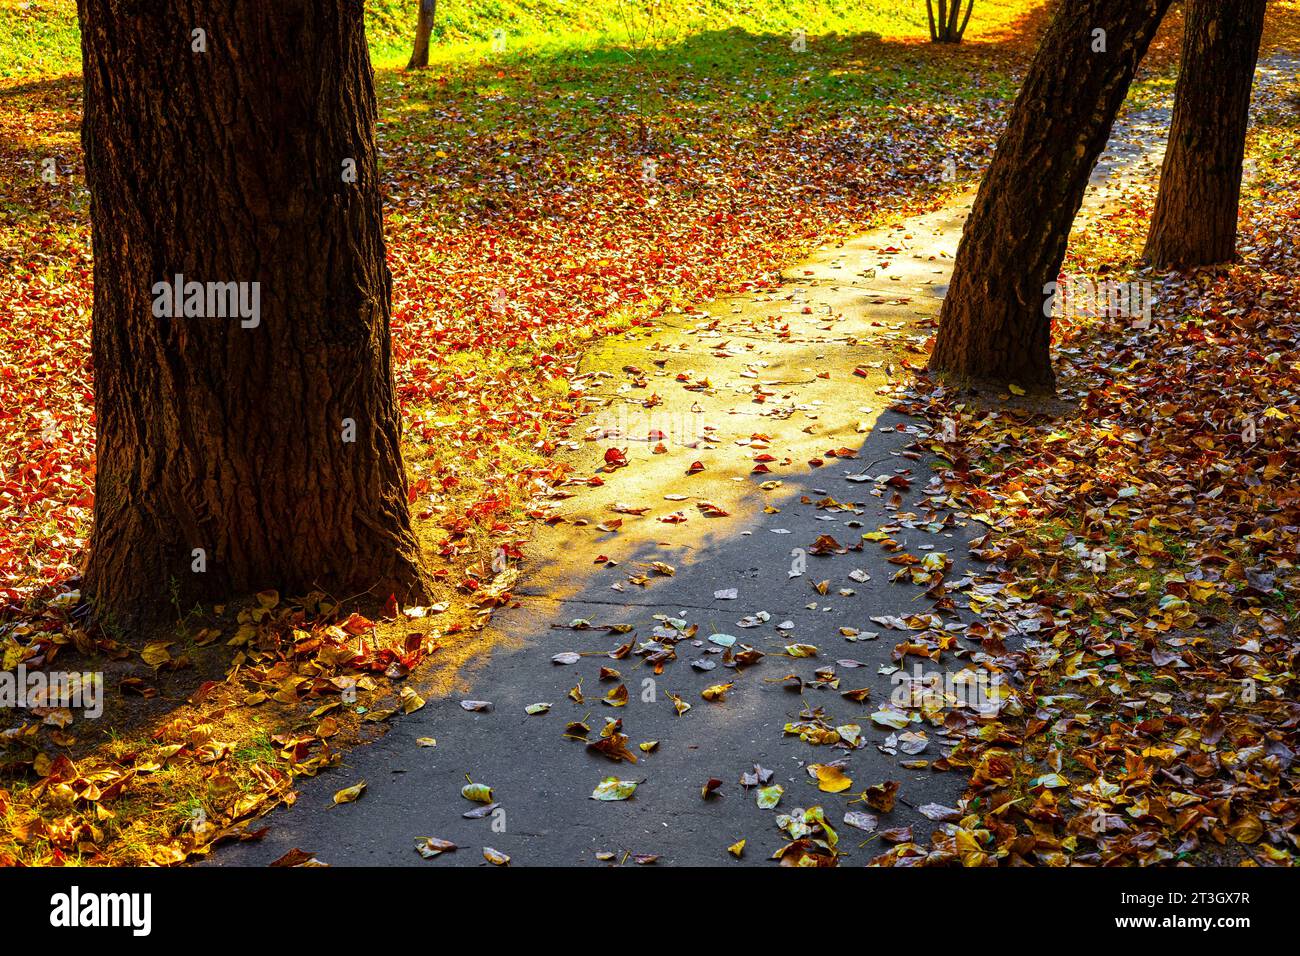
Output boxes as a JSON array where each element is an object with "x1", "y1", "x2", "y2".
[
  {"x1": 78, "y1": 0, "x2": 429, "y2": 631},
  {"x1": 407, "y1": 0, "x2": 437, "y2": 70},
  {"x1": 1144, "y1": 0, "x2": 1268, "y2": 268},
  {"x1": 929, "y1": 0, "x2": 1173, "y2": 393}
]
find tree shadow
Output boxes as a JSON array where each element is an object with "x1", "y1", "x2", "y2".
[{"x1": 211, "y1": 390, "x2": 997, "y2": 866}]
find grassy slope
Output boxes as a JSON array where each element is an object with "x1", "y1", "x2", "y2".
[{"x1": 1, "y1": 0, "x2": 1041, "y2": 81}]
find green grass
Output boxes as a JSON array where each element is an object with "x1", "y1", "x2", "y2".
[
  {"x1": 231, "y1": 732, "x2": 278, "y2": 767},
  {"x1": 363, "y1": 0, "x2": 938, "y2": 67},
  {"x1": 377, "y1": 25, "x2": 997, "y2": 149},
  {"x1": 1, "y1": 0, "x2": 1002, "y2": 82},
  {"x1": 0, "y1": 0, "x2": 80, "y2": 80}
]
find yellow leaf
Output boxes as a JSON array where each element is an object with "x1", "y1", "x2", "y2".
[
  {"x1": 812, "y1": 764, "x2": 853, "y2": 793},
  {"x1": 333, "y1": 781, "x2": 366, "y2": 805},
  {"x1": 141, "y1": 641, "x2": 173, "y2": 667},
  {"x1": 1228, "y1": 814, "x2": 1263, "y2": 844},
  {"x1": 400, "y1": 687, "x2": 426, "y2": 714},
  {"x1": 701, "y1": 682, "x2": 734, "y2": 701}
]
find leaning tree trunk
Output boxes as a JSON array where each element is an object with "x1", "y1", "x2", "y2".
[
  {"x1": 407, "y1": 0, "x2": 437, "y2": 70},
  {"x1": 929, "y1": 0, "x2": 1173, "y2": 393},
  {"x1": 947, "y1": 0, "x2": 974, "y2": 43},
  {"x1": 1144, "y1": 0, "x2": 1268, "y2": 269},
  {"x1": 78, "y1": 0, "x2": 428, "y2": 631}
]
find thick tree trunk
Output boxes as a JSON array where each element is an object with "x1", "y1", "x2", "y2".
[
  {"x1": 1144, "y1": 0, "x2": 1268, "y2": 269},
  {"x1": 407, "y1": 0, "x2": 436, "y2": 70},
  {"x1": 78, "y1": 0, "x2": 428, "y2": 631},
  {"x1": 929, "y1": 0, "x2": 1173, "y2": 393}
]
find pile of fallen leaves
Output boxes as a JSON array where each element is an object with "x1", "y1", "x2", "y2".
[
  {"x1": 870, "y1": 75, "x2": 1300, "y2": 866},
  {"x1": 0, "y1": 587, "x2": 475, "y2": 865},
  {"x1": 0, "y1": 27, "x2": 1033, "y2": 864},
  {"x1": 0, "y1": 34, "x2": 1029, "y2": 611},
  {"x1": 4, "y1": 5, "x2": 1297, "y2": 867},
  {"x1": 377, "y1": 44, "x2": 1021, "y2": 567}
]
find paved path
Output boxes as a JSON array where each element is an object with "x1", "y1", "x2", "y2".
[
  {"x1": 216, "y1": 195, "x2": 980, "y2": 866},
  {"x1": 210, "y1": 58, "x2": 1291, "y2": 867}
]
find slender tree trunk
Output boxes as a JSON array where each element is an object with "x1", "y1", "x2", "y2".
[
  {"x1": 78, "y1": 0, "x2": 428, "y2": 632},
  {"x1": 930, "y1": 1, "x2": 973, "y2": 43},
  {"x1": 1144, "y1": 0, "x2": 1268, "y2": 269},
  {"x1": 946, "y1": 0, "x2": 962, "y2": 40},
  {"x1": 956, "y1": 0, "x2": 975, "y2": 41},
  {"x1": 407, "y1": 0, "x2": 437, "y2": 70},
  {"x1": 929, "y1": 0, "x2": 1173, "y2": 393}
]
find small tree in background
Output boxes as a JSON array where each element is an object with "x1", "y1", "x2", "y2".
[
  {"x1": 926, "y1": 0, "x2": 975, "y2": 43},
  {"x1": 615, "y1": 1, "x2": 677, "y2": 151},
  {"x1": 407, "y1": 0, "x2": 437, "y2": 70}
]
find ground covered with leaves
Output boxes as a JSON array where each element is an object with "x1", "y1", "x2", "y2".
[
  {"x1": 1, "y1": 0, "x2": 1297, "y2": 866},
  {"x1": 0, "y1": 0, "x2": 1058, "y2": 866},
  {"x1": 879, "y1": 64, "x2": 1300, "y2": 865}
]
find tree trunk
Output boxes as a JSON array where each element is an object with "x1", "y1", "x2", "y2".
[
  {"x1": 1144, "y1": 0, "x2": 1268, "y2": 269},
  {"x1": 955, "y1": 0, "x2": 975, "y2": 41},
  {"x1": 78, "y1": 0, "x2": 428, "y2": 632},
  {"x1": 929, "y1": 0, "x2": 1173, "y2": 393},
  {"x1": 945, "y1": 0, "x2": 963, "y2": 41},
  {"x1": 929, "y1": 1, "x2": 974, "y2": 43},
  {"x1": 407, "y1": 0, "x2": 436, "y2": 70}
]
